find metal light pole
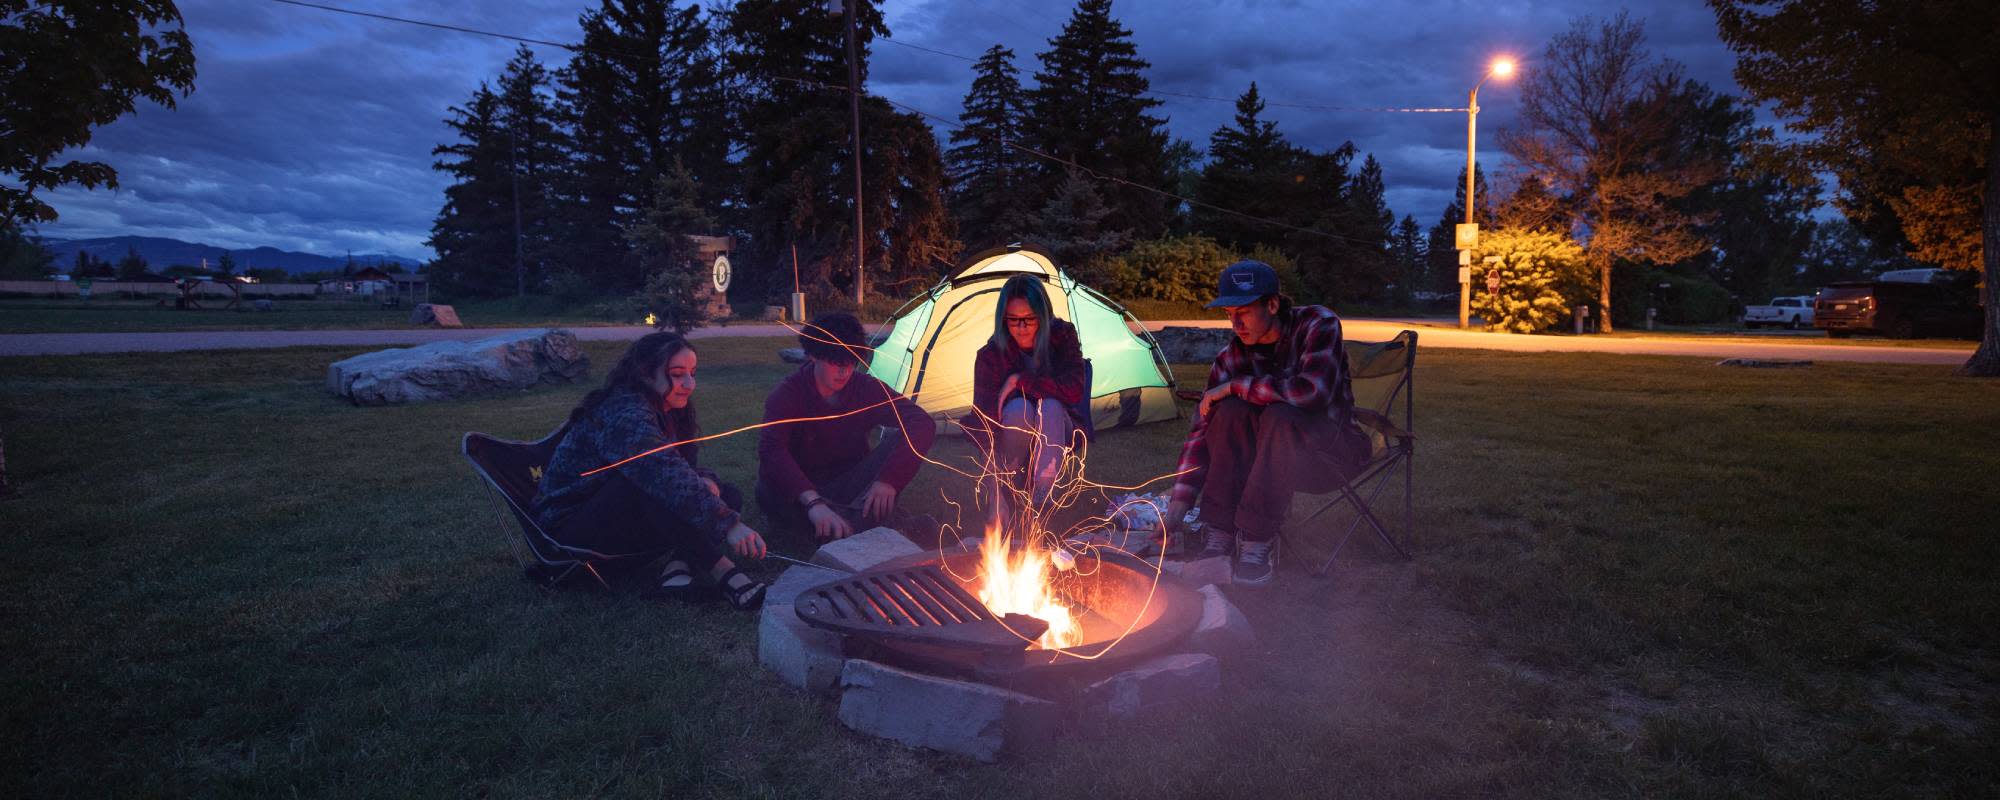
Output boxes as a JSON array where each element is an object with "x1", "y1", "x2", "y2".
[
  {"x1": 1458, "y1": 57, "x2": 1514, "y2": 328},
  {"x1": 843, "y1": 0, "x2": 866, "y2": 306}
]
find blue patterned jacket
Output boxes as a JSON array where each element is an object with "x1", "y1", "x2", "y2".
[{"x1": 534, "y1": 386, "x2": 739, "y2": 548}]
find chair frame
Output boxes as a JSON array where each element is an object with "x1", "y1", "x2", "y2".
[
  {"x1": 1294, "y1": 330, "x2": 1416, "y2": 576},
  {"x1": 463, "y1": 424, "x2": 628, "y2": 591}
]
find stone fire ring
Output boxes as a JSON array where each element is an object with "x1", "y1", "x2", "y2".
[{"x1": 795, "y1": 548, "x2": 1203, "y2": 688}]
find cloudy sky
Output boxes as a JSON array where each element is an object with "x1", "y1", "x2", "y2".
[{"x1": 34, "y1": 0, "x2": 1748, "y2": 260}]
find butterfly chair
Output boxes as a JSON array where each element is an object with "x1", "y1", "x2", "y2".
[
  {"x1": 1285, "y1": 330, "x2": 1417, "y2": 576},
  {"x1": 462, "y1": 423, "x2": 655, "y2": 590}
]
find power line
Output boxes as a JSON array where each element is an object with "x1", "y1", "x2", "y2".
[
  {"x1": 1144, "y1": 88, "x2": 1466, "y2": 114},
  {"x1": 878, "y1": 36, "x2": 976, "y2": 62},
  {"x1": 772, "y1": 76, "x2": 1384, "y2": 248},
  {"x1": 266, "y1": 0, "x2": 579, "y2": 52}
]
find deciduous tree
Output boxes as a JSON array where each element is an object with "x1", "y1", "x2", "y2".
[
  {"x1": 1712, "y1": 0, "x2": 1998, "y2": 373},
  {"x1": 0, "y1": 0, "x2": 196, "y2": 226},
  {"x1": 1502, "y1": 12, "x2": 1720, "y2": 330}
]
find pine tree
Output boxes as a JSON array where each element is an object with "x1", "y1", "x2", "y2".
[
  {"x1": 628, "y1": 159, "x2": 717, "y2": 332},
  {"x1": 214, "y1": 251, "x2": 235, "y2": 276},
  {"x1": 1282, "y1": 142, "x2": 1358, "y2": 304},
  {"x1": 556, "y1": 0, "x2": 729, "y2": 291},
  {"x1": 496, "y1": 46, "x2": 565, "y2": 297},
  {"x1": 1193, "y1": 83, "x2": 1307, "y2": 252},
  {"x1": 1336, "y1": 154, "x2": 1395, "y2": 300},
  {"x1": 428, "y1": 84, "x2": 514, "y2": 296},
  {"x1": 1027, "y1": 0, "x2": 1173, "y2": 241},
  {"x1": 1391, "y1": 215, "x2": 1426, "y2": 305},
  {"x1": 724, "y1": 0, "x2": 954, "y2": 301},
  {"x1": 947, "y1": 45, "x2": 1033, "y2": 249},
  {"x1": 1035, "y1": 169, "x2": 1131, "y2": 284}
]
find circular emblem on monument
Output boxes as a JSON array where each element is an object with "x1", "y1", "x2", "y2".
[{"x1": 712, "y1": 255, "x2": 732, "y2": 293}]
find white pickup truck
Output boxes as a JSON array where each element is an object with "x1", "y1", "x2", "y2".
[{"x1": 1744, "y1": 295, "x2": 1816, "y2": 329}]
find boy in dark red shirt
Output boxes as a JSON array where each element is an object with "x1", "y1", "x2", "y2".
[{"x1": 756, "y1": 313, "x2": 937, "y2": 542}]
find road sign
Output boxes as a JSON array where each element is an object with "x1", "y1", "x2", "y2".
[
  {"x1": 1486, "y1": 271, "x2": 1501, "y2": 294},
  {"x1": 1455, "y1": 223, "x2": 1479, "y2": 250}
]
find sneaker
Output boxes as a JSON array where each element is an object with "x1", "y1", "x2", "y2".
[
  {"x1": 1234, "y1": 538, "x2": 1277, "y2": 587},
  {"x1": 1196, "y1": 527, "x2": 1236, "y2": 561}
]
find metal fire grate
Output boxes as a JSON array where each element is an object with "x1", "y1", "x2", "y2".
[{"x1": 795, "y1": 564, "x2": 1050, "y2": 652}]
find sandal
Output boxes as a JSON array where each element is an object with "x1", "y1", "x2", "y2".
[
  {"x1": 641, "y1": 560, "x2": 705, "y2": 601},
  {"x1": 716, "y1": 566, "x2": 768, "y2": 611}
]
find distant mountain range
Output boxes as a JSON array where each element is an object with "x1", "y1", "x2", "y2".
[{"x1": 38, "y1": 235, "x2": 422, "y2": 276}]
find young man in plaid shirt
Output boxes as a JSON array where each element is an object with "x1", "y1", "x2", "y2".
[{"x1": 1163, "y1": 260, "x2": 1370, "y2": 586}]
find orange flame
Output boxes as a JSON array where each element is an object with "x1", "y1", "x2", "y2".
[{"x1": 975, "y1": 522, "x2": 1081, "y2": 649}]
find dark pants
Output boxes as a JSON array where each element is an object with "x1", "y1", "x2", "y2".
[
  {"x1": 1198, "y1": 397, "x2": 1366, "y2": 542},
  {"x1": 548, "y1": 473, "x2": 743, "y2": 571},
  {"x1": 756, "y1": 437, "x2": 905, "y2": 539}
]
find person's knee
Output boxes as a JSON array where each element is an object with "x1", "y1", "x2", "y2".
[
  {"x1": 1205, "y1": 396, "x2": 1258, "y2": 438},
  {"x1": 999, "y1": 397, "x2": 1035, "y2": 427}
]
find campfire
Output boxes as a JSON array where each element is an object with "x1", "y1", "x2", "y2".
[
  {"x1": 974, "y1": 525, "x2": 1082, "y2": 650},
  {"x1": 793, "y1": 522, "x2": 1198, "y2": 687}
]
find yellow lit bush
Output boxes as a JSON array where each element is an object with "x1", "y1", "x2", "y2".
[{"x1": 1471, "y1": 228, "x2": 1591, "y2": 333}]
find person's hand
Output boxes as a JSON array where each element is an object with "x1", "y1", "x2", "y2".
[
  {"x1": 701, "y1": 477, "x2": 721, "y2": 497},
  {"x1": 807, "y1": 502, "x2": 853, "y2": 541},
  {"x1": 859, "y1": 481, "x2": 897, "y2": 520},
  {"x1": 726, "y1": 523, "x2": 767, "y2": 560},
  {"x1": 1197, "y1": 384, "x2": 1232, "y2": 418},
  {"x1": 1163, "y1": 497, "x2": 1191, "y2": 534},
  {"x1": 997, "y1": 372, "x2": 1022, "y2": 410}
]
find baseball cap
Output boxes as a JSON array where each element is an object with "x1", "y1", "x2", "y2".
[{"x1": 1205, "y1": 260, "x2": 1279, "y2": 308}]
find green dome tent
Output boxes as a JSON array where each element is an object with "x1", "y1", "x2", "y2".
[{"x1": 867, "y1": 244, "x2": 1181, "y2": 435}]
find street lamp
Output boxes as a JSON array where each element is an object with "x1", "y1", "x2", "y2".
[{"x1": 1458, "y1": 57, "x2": 1516, "y2": 328}]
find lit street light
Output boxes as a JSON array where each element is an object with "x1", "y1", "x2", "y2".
[{"x1": 1459, "y1": 57, "x2": 1515, "y2": 329}]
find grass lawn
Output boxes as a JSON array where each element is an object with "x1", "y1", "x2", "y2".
[{"x1": 2, "y1": 339, "x2": 1996, "y2": 797}]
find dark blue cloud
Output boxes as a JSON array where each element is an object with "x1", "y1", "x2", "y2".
[{"x1": 37, "y1": 0, "x2": 1750, "y2": 258}]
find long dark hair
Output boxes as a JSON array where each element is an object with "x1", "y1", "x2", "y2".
[
  {"x1": 568, "y1": 332, "x2": 698, "y2": 438},
  {"x1": 991, "y1": 274, "x2": 1055, "y2": 373}
]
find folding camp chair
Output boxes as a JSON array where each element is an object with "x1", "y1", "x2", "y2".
[
  {"x1": 462, "y1": 423, "x2": 649, "y2": 590},
  {"x1": 1287, "y1": 330, "x2": 1417, "y2": 576}
]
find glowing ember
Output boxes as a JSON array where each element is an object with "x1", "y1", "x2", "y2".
[{"x1": 976, "y1": 526, "x2": 1081, "y2": 649}]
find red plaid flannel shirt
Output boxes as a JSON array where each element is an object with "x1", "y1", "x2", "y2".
[{"x1": 1169, "y1": 304, "x2": 1354, "y2": 506}]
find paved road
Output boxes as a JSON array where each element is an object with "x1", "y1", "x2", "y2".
[{"x1": 0, "y1": 319, "x2": 1974, "y2": 365}]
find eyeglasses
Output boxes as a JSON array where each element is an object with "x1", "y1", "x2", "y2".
[{"x1": 1004, "y1": 316, "x2": 1039, "y2": 328}]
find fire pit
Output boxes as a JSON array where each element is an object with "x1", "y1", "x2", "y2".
[{"x1": 794, "y1": 542, "x2": 1201, "y2": 689}]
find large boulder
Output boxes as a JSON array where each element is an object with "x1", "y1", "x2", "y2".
[
  {"x1": 327, "y1": 328, "x2": 588, "y2": 405},
  {"x1": 1152, "y1": 326, "x2": 1235, "y2": 364}
]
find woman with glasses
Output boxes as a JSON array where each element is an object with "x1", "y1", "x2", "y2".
[{"x1": 960, "y1": 274, "x2": 1089, "y2": 526}]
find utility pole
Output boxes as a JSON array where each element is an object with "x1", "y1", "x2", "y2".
[{"x1": 844, "y1": 0, "x2": 865, "y2": 306}]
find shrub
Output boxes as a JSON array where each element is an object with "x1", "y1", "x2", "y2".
[
  {"x1": 1470, "y1": 228, "x2": 1592, "y2": 333},
  {"x1": 1646, "y1": 270, "x2": 1735, "y2": 325},
  {"x1": 1103, "y1": 235, "x2": 1237, "y2": 303}
]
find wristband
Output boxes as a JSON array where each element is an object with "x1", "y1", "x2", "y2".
[{"x1": 805, "y1": 497, "x2": 831, "y2": 511}]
